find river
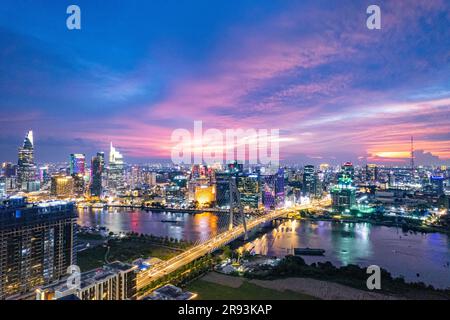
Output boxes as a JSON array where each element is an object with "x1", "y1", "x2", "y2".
[{"x1": 77, "y1": 208, "x2": 450, "y2": 289}]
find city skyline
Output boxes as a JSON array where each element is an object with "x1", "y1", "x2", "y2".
[
  {"x1": 0, "y1": 1, "x2": 449, "y2": 165},
  {"x1": 2, "y1": 129, "x2": 449, "y2": 167},
  {"x1": 1, "y1": 1, "x2": 450, "y2": 304}
]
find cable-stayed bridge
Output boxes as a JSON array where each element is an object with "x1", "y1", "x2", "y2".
[{"x1": 136, "y1": 198, "x2": 330, "y2": 296}]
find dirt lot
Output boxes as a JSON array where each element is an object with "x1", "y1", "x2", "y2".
[
  {"x1": 200, "y1": 272, "x2": 401, "y2": 300},
  {"x1": 249, "y1": 277, "x2": 402, "y2": 300}
]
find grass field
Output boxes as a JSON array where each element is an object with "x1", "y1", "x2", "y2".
[
  {"x1": 77, "y1": 239, "x2": 181, "y2": 272},
  {"x1": 186, "y1": 279, "x2": 318, "y2": 300}
]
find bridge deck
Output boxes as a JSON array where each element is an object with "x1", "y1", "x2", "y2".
[{"x1": 136, "y1": 201, "x2": 330, "y2": 297}]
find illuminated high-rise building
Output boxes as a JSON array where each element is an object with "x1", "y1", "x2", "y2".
[
  {"x1": 108, "y1": 143, "x2": 125, "y2": 194},
  {"x1": 17, "y1": 130, "x2": 37, "y2": 190},
  {"x1": 39, "y1": 166, "x2": 50, "y2": 184},
  {"x1": 303, "y1": 165, "x2": 316, "y2": 196},
  {"x1": 1, "y1": 162, "x2": 16, "y2": 178},
  {"x1": 0, "y1": 197, "x2": 77, "y2": 300},
  {"x1": 70, "y1": 154, "x2": 86, "y2": 175},
  {"x1": 430, "y1": 175, "x2": 444, "y2": 196},
  {"x1": 262, "y1": 174, "x2": 276, "y2": 210},
  {"x1": 215, "y1": 172, "x2": 231, "y2": 208},
  {"x1": 331, "y1": 175, "x2": 356, "y2": 213},
  {"x1": 340, "y1": 162, "x2": 355, "y2": 181},
  {"x1": 51, "y1": 175, "x2": 74, "y2": 198},
  {"x1": 90, "y1": 152, "x2": 104, "y2": 198},
  {"x1": 275, "y1": 168, "x2": 285, "y2": 205},
  {"x1": 0, "y1": 179, "x2": 6, "y2": 199},
  {"x1": 237, "y1": 174, "x2": 260, "y2": 209},
  {"x1": 365, "y1": 164, "x2": 378, "y2": 182}
]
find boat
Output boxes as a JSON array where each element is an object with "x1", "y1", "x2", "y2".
[
  {"x1": 160, "y1": 220, "x2": 179, "y2": 224},
  {"x1": 294, "y1": 248, "x2": 326, "y2": 256}
]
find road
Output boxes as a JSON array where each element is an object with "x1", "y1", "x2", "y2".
[{"x1": 137, "y1": 199, "x2": 330, "y2": 296}]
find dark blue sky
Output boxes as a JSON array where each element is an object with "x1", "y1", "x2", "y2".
[{"x1": 0, "y1": 0, "x2": 449, "y2": 165}]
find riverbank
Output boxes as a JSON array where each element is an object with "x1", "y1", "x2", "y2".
[
  {"x1": 77, "y1": 233, "x2": 191, "y2": 272},
  {"x1": 186, "y1": 272, "x2": 318, "y2": 300},
  {"x1": 299, "y1": 215, "x2": 450, "y2": 235},
  {"x1": 189, "y1": 272, "x2": 402, "y2": 300},
  {"x1": 244, "y1": 255, "x2": 450, "y2": 300}
]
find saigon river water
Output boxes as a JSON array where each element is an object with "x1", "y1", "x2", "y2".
[{"x1": 77, "y1": 208, "x2": 450, "y2": 289}]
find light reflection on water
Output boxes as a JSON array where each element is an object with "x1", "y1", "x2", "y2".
[
  {"x1": 247, "y1": 220, "x2": 450, "y2": 289},
  {"x1": 77, "y1": 208, "x2": 450, "y2": 289},
  {"x1": 77, "y1": 208, "x2": 228, "y2": 243}
]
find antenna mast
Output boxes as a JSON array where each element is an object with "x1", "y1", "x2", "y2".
[{"x1": 410, "y1": 136, "x2": 415, "y2": 177}]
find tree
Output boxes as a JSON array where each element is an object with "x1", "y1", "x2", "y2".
[{"x1": 222, "y1": 246, "x2": 233, "y2": 259}]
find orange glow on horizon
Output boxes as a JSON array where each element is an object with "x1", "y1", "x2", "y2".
[{"x1": 373, "y1": 151, "x2": 411, "y2": 159}]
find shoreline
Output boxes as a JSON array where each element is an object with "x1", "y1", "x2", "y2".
[
  {"x1": 241, "y1": 255, "x2": 450, "y2": 299},
  {"x1": 188, "y1": 271, "x2": 449, "y2": 300},
  {"x1": 297, "y1": 215, "x2": 450, "y2": 235}
]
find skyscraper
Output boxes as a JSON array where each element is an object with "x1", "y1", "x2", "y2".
[
  {"x1": 331, "y1": 175, "x2": 356, "y2": 213},
  {"x1": 430, "y1": 175, "x2": 444, "y2": 196},
  {"x1": 17, "y1": 131, "x2": 37, "y2": 191},
  {"x1": 51, "y1": 175, "x2": 74, "y2": 198},
  {"x1": 70, "y1": 154, "x2": 86, "y2": 175},
  {"x1": 303, "y1": 165, "x2": 316, "y2": 196},
  {"x1": 275, "y1": 168, "x2": 285, "y2": 206},
  {"x1": 108, "y1": 143, "x2": 125, "y2": 194},
  {"x1": 215, "y1": 172, "x2": 231, "y2": 208},
  {"x1": 0, "y1": 197, "x2": 77, "y2": 299},
  {"x1": 340, "y1": 162, "x2": 355, "y2": 181},
  {"x1": 1, "y1": 162, "x2": 16, "y2": 178},
  {"x1": 39, "y1": 166, "x2": 50, "y2": 184},
  {"x1": 90, "y1": 152, "x2": 104, "y2": 198},
  {"x1": 262, "y1": 174, "x2": 276, "y2": 210},
  {"x1": 366, "y1": 164, "x2": 378, "y2": 182},
  {"x1": 0, "y1": 179, "x2": 6, "y2": 199},
  {"x1": 237, "y1": 174, "x2": 260, "y2": 209}
]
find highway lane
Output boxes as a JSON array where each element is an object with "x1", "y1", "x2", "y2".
[{"x1": 137, "y1": 200, "x2": 330, "y2": 296}]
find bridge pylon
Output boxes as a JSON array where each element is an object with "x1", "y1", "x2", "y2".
[{"x1": 229, "y1": 176, "x2": 248, "y2": 240}]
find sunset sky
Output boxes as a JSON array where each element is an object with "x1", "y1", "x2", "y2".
[{"x1": 0, "y1": 0, "x2": 449, "y2": 165}]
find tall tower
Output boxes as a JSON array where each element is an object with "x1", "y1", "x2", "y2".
[
  {"x1": 17, "y1": 130, "x2": 36, "y2": 190},
  {"x1": 0, "y1": 198, "x2": 77, "y2": 299},
  {"x1": 90, "y1": 152, "x2": 104, "y2": 197},
  {"x1": 108, "y1": 143, "x2": 125, "y2": 194},
  {"x1": 229, "y1": 176, "x2": 247, "y2": 240},
  {"x1": 70, "y1": 154, "x2": 86, "y2": 175},
  {"x1": 410, "y1": 136, "x2": 415, "y2": 178}
]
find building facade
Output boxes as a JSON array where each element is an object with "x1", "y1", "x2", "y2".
[
  {"x1": 0, "y1": 197, "x2": 77, "y2": 300},
  {"x1": 331, "y1": 175, "x2": 356, "y2": 213},
  {"x1": 36, "y1": 262, "x2": 137, "y2": 301},
  {"x1": 70, "y1": 154, "x2": 86, "y2": 176},
  {"x1": 51, "y1": 175, "x2": 74, "y2": 198},
  {"x1": 17, "y1": 131, "x2": 37, "y2": 191},
  {"x1": 303, "y1": 165, "x2": 316, "y2": 196},
  {"x1": 90, "y1": 152, "x2": 104, "y2": 198},
  {"x1": 108, "y1": 143, "x2": 125, "y2": 194}
]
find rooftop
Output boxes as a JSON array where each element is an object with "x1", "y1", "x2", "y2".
[{"x1": 142, "y1": 284, "x2": 196, "y2": 301}]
